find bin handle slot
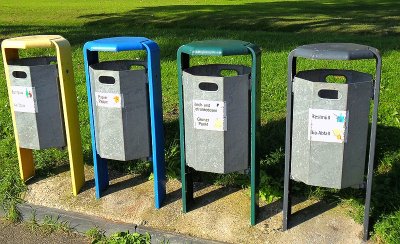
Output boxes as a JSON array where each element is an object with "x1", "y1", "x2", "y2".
[
  {"x1": 98, "y1": 76, "x2": 116, "y2": 85},
  {"x1": 318, "y1": 89, "x2": 340, "y2": 100},
  {"x1": 12, "y1": 71, "x2": 27, "y2": 79},
  {"x1": 324, "y1": 74, "x2": 347, "y2": 84},
  {"x1": 199, "y1": 82, "x2": 218, "y2": 91},
  {"x1": 129, "y1": 64, "x2": 146, "y2": 71},
  {"x1": 220, "y1": 69, "x2": 239, "y2": 77}
]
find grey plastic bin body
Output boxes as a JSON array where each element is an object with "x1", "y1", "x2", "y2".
[
  {"x1": 8, "y1": 57, "x2": 66, "y2": 150},
  {"x1": 89, "y1": 60, "x2": 151, "y2": 161},
  {"x1": 183, "y1": 64, "x2": 251, "y2": 174},
  {"x1": 291, "y1": 69, "x2": 373, "y2": 189}
]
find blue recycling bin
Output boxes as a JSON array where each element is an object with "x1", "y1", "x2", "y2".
[{"x1": 83, "y1": 37, "x2": 166, "y2": 208}]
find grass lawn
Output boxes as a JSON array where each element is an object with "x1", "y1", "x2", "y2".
[{"x1": 0, "y1": 0, "x2": 399, "y2": 242}]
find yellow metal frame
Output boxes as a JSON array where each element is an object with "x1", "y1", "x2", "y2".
[{"x1": 1, "y1": 35, "x2": 85, "y2": 196}]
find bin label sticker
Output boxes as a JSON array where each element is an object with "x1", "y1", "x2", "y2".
[
  {"x1": 308, "y1": 109, "x2": 348, "y2": 143},
  {"x1": 11, "y1": 86, "x2": 37, "y2": 113},
  {"x1": 95, "y1": 92, "x2": 123, "y2": 108},
  {"x1": 193, "y1": 100, "x2": 226, "y2": 131}
]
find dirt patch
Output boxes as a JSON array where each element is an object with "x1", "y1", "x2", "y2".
[
  {"x1": 24, "y1": 166, "x2": 364, "y2": 243},
  {"x1": 0, "y1": 220, "x2": 88, "y2": 244}
]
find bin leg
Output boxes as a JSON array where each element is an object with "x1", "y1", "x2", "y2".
[
  {"x1": 93, "y1": 155, "x2": 109, "y2": 199},
  {"x1": 18, "y1": 148, "x2": 35, "y2": 181},
  {"x1": 250, "y1": 161, "x2": 259, "y2": 226},
  {"x1": 282, "y1": 176, "x2": 292, "y2": 230},
  {"x1": 182, "y1": 165, "x2": 194, "y2": 213}
]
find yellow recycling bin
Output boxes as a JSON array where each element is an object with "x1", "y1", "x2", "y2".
[{"x1": 1, "y1": 35, "x2": 85, "y2": 196}]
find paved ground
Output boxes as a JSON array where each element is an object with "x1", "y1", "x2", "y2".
[
  {"x1": 23, "y1": 166, "x2": 365, "y2": 243},
  {"x1": 0, "y1": 220, "x2": 88, "y2": 244}
]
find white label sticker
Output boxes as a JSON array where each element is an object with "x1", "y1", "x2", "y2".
[
  {"x1": 11, "y1": 86, "x2": 37, "y2": 113},
  {"x1": 193, "y1": 100, "x2": 226, "y2": 131},
  {"x1": 308, "y1": 109, "x2": 348, "y2": 143},
  {"x1": 95, "y1": 92, "x2": 123, "y2": 108}
]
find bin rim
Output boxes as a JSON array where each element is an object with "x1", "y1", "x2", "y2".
[
  {"x1": 8, "y1": 56, "x2": 57, "y2": 66},
  {"x1": 182, "y1": 63, "x2": 251, "y2": 78},
  {"x1": 89, "y1": 60, "x2": 147, "y2": 71}
]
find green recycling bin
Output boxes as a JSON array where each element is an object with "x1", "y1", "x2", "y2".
[{"x1": 178, "y1": 39, "x2": 261, "y2": 225}]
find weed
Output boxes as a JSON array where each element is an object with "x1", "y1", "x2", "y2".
[
  {"x1": 90, "y1": 230, "x2": 152, "y2": 244},
  {"x1": 40, "y1": 215, "x2": 73, "y2": 233},
  {"x1": 85, "y1": 226, "x2": 107, "y2": 242}
]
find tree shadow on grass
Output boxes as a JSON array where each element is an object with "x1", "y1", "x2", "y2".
[
  {"x1": 1, "y1": 0, "x2": 400, "y2": 57},
  {"x1": 79, "y1": 1, "x2": 400, "y2": 35}
]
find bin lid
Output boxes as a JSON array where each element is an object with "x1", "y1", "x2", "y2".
[
  {"x1": 291, "y1": 43, "x2": 378, "y2": 60},
  {"x1": 84, "y1": 37, "x2": 153, "y2": 52},
  {"x1": 178, "y1": 40, "x2": 259, "y2": 56}
]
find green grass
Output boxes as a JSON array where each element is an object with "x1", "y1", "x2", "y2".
[{"x1": 0, "y1": 0, "x2": 399, "y2": 242}]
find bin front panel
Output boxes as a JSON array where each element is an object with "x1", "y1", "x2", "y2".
[
  {"x1": 90, "y1": 60, "x2": 150, "y2": 161},
  {"x1": 291, "y1": 69, "x2": 372, "y2": 189},
  {"x1": 8, "y1": 57, "x2": 66, "y2": 150},
  {"x1": 183, "y1": 64, "x2": 250, "y2": 174}
]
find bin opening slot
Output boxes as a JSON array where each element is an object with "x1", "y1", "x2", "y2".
[
  {"x1": 199, "y1": 82, "x2": 218, "y2": 91},
  {"x1": 325, "y1": 75, "x2": 347, "y2": 84},
  {"x1": 98, "y1": 76, "x2": 116, "y2": 85},
  {"x1": 318, "y1": 89, "x2": 339, "y2": 99},
  {"x1": 12, "y1": 71, "x2": 27, "y2": 79},
  {"x1": 220, "y1": 69, "x2": 239, "y2": 77},
  {"x1": 129, "y1": 64, "x2": 146, "y2": 71}
]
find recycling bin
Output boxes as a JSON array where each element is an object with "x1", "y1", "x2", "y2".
[
  {"x1": 2, "y1": 35, "x2": 85, "y2": 196},
  {"x1": 183, "y1": 64, "x2": 251, "y2": 174},
  {"x1": 89, "y1": 60, "x2": 150, "y2": 161},
  {"x1": 83, "y1": 37, "x2": 166, "y2": 208},
  {"x1": 178, "y1": 39, "x2": 261, "y2": 225},
  {"x1": 7, "y1": 56, "x2": 66, "y2": 150},
  {"x1": 291, "y1": 69, "x2": 373, "y2": 189},
  {"x1": 282, "y1": 43, "x2": 382, "y2": 241}
]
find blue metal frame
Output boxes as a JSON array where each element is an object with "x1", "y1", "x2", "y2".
[{"x1": 83, "y1": 37, "x2": 166, "y2": 208}]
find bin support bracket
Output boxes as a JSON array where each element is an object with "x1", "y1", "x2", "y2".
[
  {"x1": 83, "y1": 37, "x2": 166, "y2": 208},
  {"x1": 282, "y1": 45, "x2": 381, "y2": 242},
  {"x1": 2, "y1": 36, "x2": 85, "y2": 196},
  {"x1": 178, "y1": 42, "x2": 261, "y2": 225},
  {"x1": 248, "y1": 45, "x2": 261, "y2": 226},
  {"x1": 178, "y1": 53, "x2": 193, "y2": 213}
]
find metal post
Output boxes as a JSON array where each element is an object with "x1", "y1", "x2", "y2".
[
  {"x1": 143, "y1": 40, "x2": 166, "y2": 209},
  {"x1": 178, "y1": 51, "x2": 193, "y2": 213},
  {"x1": 362, "y1": 50, "x2": 381, "y2": 241},
  {"x1": 83, "y1": 48, "x2": 109, "y2": 199},
  {"x1": 283, "y1": 53, "x2": 296, "y2": 231},
  {"x1": 248, "y1": 45, "x2": 261, "y2": 226}
]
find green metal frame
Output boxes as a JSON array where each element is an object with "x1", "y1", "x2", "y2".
[{"x1": 177, "y1": 40, "x2": 261, "y2": 225}]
